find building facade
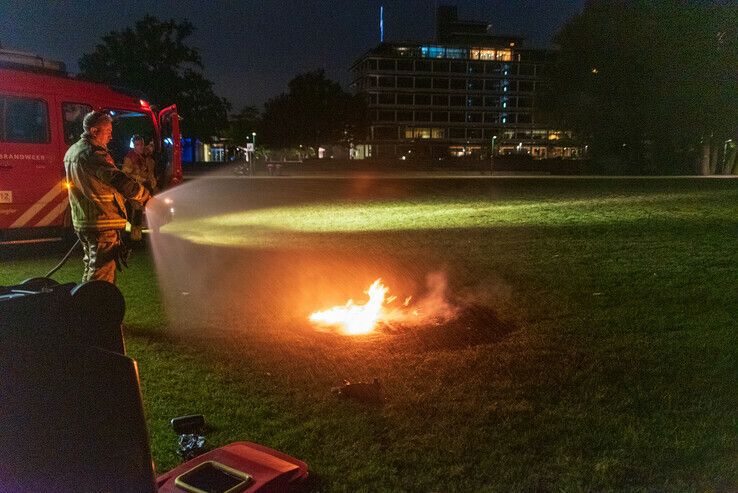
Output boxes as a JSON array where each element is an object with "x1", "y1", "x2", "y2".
[{"x1": 351, "y1": 7, "x2": 580, "y2": 160}]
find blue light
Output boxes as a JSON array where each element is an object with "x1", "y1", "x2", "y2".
[
  {"x1": 380, "y1": 6, "x2": 384, "y2": 43},
  {"x1": 419, "y1": 46, "x2": 467, "y2": 59},
  {"x1": 421, "y1": 45, "x2": 445, "y2": 58}
]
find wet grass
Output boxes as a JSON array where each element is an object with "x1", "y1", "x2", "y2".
[{"x1": 2, "y1": 177, "x2": 737, "y2": 491}]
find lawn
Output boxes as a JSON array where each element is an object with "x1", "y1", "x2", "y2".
[{"x1": 2, "y1": 177, "x2": 737, "y2": 491}]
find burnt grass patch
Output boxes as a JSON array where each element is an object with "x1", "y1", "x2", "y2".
[{"x1": 379, "y1": 303, "x2": 517, "y2": 351}]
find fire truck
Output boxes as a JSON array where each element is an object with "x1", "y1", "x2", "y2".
[{"x1": 0, "y1": 49, "x2": 182, "y2": 244}]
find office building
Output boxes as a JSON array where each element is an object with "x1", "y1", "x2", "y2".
[{"x1": 351, "y1": 6, "x2": 580, "y2": 160}]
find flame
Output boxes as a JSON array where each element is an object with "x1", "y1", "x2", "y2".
[
  {"x1": 308, "y1": 273, "x2": 457, "y2": 336},
  {"x1": 309, "y1": 279, "x2": 388, "y2": 335}
]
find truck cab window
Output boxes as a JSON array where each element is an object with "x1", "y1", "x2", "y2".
[
  {"x1": 62, "y1": 103, "x2": 92, "y2": 144},
  {"x1": 1, "y1": 96, "x2": 49, "y2": 143},
  {"x1": 108, "y1": 110, "x2": 155, "y2": 166}
]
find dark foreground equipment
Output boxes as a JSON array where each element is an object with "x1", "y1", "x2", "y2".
[
  {"x1": 157, "y1": 442, "x2": 309, "y2": 492},
  {"x1": 0, "y1": 278, "x2": 308, "y2": 493}
]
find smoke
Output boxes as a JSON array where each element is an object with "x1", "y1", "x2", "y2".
[{"x1": 380, "y1": 272, "x2": 459, "y2": 329}]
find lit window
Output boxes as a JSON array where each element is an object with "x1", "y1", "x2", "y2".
[
  {"x1": 447, "y1": 48, "x2": 468, "y2": 59},
  {"x1": 404, "y1": 127, "x2": 434, "y2": 139},
  {"x1": 421, "y1": 46, "x2": 445, "y2": 58},
  {"x1": 471, "y1": 48, "x2": 497, "y2": 60},
  {"x1": 496, "y1": 49, "x2": 512, "y2": 61},
  {"x1": 432, "y1": 128, "x2": 445, "y2": 139}
]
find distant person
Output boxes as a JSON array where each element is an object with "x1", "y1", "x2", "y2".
[
  {"x1": 123, "y1": 135, "x2": 157, "y2": 240},
  {"x1": 123, "y1": 135, "x2": 158, "y2": 191},
  {"x1": 143, "y1": 141, "x2": 158, "y2": 191},
  {"x1": 64, "y1": 111, "x2": 162, "y2": 284}
]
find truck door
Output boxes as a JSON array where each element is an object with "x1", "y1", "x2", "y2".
[
  {"x1": 158, "y1": 105, "x2": 182, "y2": 187},
  {"x1": 0, "y1": 95, "x2": 63, "y2": 230}
]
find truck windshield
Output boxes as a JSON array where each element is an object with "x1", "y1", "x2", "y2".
[{"x1": 108, "y1": 110, "x2": 155, "y2": 165}]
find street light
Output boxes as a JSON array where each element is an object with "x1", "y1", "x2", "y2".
[
  {"x1": 247, "y1": 132, "x2": 257, "y2": 176},
  {"x1": 489, "y1": 135, "x2": 497, "y2": 175}
]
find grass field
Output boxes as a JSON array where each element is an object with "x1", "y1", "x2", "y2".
[{"x1": 3, "y1": 177, "x2": 737, "y2": 491}]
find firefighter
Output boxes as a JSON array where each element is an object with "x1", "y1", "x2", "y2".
[
  {"x1": 64, "y1": 111, "x2": 162, "y2": 284},
  {"x1": 122, "y1": 135, "x2": 156, "y2": 241}
]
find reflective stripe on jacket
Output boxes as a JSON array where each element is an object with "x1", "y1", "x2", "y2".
[{"x1": 64, "y1": 136, "x2": 151, "y2": 231}]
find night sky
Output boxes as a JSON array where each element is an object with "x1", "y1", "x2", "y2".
[{"x1": 1, "y1": 1, "x2": 585, "y2": 111}]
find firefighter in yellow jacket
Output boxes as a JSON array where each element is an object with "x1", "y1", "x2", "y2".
[
  {"x1": 122, "y1": 135, "x2": 157, "y2": 240},
  {"x1": 64, "y1": 111, "x2": 158, "y2": 284}
]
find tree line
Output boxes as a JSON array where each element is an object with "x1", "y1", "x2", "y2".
[
  {"x1": 542, "y1": 1, "x2": 737, "y2": 174},
  {"x1": 80, "y1": 3, "x2": 736, "y2": 173}
]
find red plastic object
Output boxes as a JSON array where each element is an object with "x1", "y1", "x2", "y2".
[{"x1": 156, "y1": 442, "x2": 309, "y2": 493}]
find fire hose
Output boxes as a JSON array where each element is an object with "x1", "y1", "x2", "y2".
[
  {"x1": 43, "y1": 197, "x2": 172, "y2": 279},
  {"x1": 43, "y1": 236, "x2": 131, "y2": 279},
  {"x1": 44, "y1": 238, "x2": 81, "y2": 278}
]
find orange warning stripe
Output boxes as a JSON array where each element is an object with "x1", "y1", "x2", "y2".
[
  {"x1": 34, "y1": 194, "x2": 69, "y2": 227},
  {"x1": 9, "y1": 181, "x2": 66, "y2": 228}
]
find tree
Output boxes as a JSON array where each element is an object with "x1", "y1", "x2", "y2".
[
  {"x1": 78, "y1": 16, "x2": 230, "y2": 139},
  {"x1": 261, "y1": 70, "x2": 367, "y2": 149},
  {"x1": 544, "y1": 1, "x2": 738, "y2": 174},
  {"x1": 226, "y1": 106, "x2": 260, "y2": 147}
]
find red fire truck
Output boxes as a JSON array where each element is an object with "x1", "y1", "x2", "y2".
[{"x1": 0, "y1": 49, "x2": 182, "y2": 244}]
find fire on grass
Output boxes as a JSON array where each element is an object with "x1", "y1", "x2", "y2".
[{"x1": 308, "y1": 274, "x2": 457, "y2": 336}]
